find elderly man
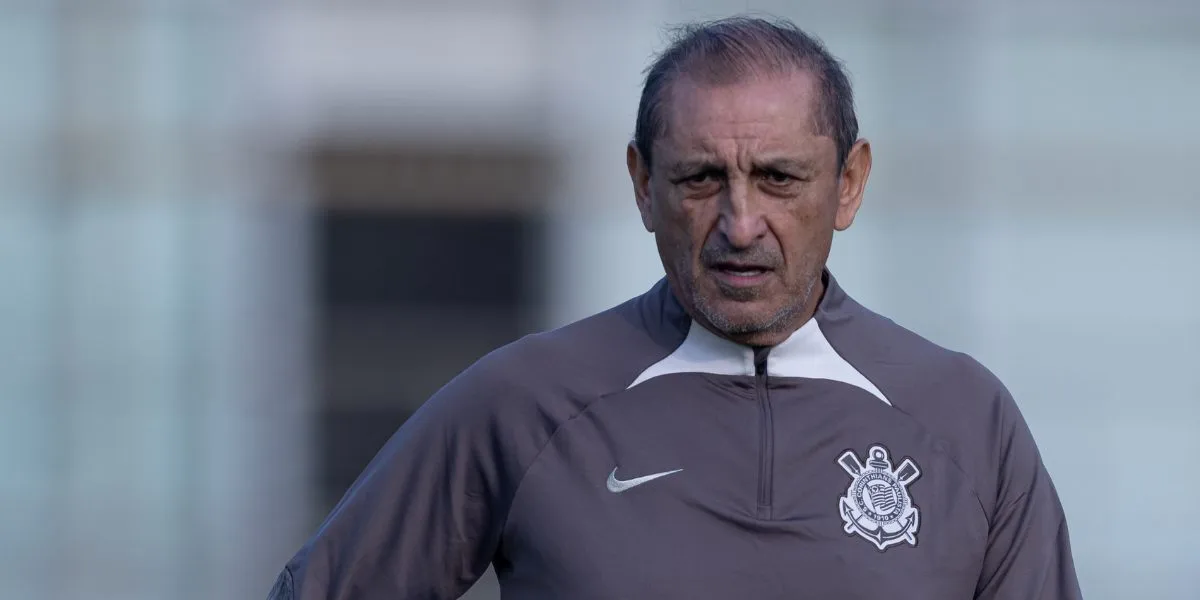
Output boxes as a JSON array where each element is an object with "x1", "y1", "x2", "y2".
[{"x1": 268, "y1": 16, "x2": 1081, "y2": 600}]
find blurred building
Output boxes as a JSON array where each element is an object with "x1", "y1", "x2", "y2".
[{"x1": 1, "y1": 1, "x2": 1198, "y2": 599}]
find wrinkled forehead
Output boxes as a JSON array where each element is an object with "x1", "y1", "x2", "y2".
[{"x1": 654, "y1": 71, "x2": 831, "y2": 160}]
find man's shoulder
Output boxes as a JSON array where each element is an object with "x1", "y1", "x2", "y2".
[
  {"x1": 448, "y1": 286, "x2": 681, "y2": 411},
  {"x1": 872, "y1": 308, "x2": 1000, "y2": 385},
  {"x1": 827, "y1": 294, "x2": 1012, "y2": 418}
]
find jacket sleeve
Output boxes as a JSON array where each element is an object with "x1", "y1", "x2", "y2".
[
  {"x1": 974, "y1": 388, "x2": 1083, "y2": 600},
  {"x1": 266, "y1": 353, "x2": 547, "y2": 599}
]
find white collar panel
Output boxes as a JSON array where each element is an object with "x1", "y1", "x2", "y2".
[{"x1": 627, "y1": 318, "x2": 891, "y2": 406}]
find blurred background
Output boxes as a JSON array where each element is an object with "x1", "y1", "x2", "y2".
[{"x1": 1, "y1": 0, "x2": 1197, "y2": 598}]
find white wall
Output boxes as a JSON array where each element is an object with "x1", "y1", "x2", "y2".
[{"x1": 0, "y1": 5, "x2": 312, "y2": 599}]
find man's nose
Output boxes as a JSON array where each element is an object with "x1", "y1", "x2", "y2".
[{"x1": 718, "y1": 184, "x2": 768, "y2": 249}]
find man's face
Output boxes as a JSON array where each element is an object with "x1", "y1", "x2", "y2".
[{"x1": 628, "y1": 70, "x2": 872, "y2": 346}]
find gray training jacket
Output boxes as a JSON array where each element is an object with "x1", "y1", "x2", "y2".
[{"x1": 268, "y1": 271, "x2": 1082, "y2": 599}]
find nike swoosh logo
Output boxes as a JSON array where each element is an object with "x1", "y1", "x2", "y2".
[{"x1": 606, "y1": 467, "x2": 683, "y2": 493}]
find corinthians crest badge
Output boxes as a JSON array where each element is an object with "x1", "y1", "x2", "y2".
[{"x1": 837, "y1": 445, "x2": 921, "y2": 551}]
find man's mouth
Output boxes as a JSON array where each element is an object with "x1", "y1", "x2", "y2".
[
  {"x1": 709, "y1": 262, "x2": 773, "y2": 284},
  {"x1": 720, "y1": 267, "x2": 767, "y2": 276}
]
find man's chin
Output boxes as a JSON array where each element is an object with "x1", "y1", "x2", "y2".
[{"x1": 697, "y1": 301, "x2": 783, "y2": 337}]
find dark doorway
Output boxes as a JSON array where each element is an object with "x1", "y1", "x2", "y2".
[{"x1": 309, "y1": 141, "x2": 552, "y2": 512}]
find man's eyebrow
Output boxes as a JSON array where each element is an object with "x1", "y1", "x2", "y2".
[
  {"x1": 755, "y1": 158, "x2": 816, "y2": 172},
  {"x1": 665, "y1": 159, "x2": 724, "y2": 176}
]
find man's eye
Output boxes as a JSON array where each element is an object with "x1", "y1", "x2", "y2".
[
  {"x1": 763, "y1": 171, "x2": 794, "y2": 185},
  {"x1": 677, "y1": 171, "x2": 721, "y2": 190}
]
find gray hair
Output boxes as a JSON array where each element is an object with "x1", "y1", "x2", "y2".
[{"x1": 634, "y1": 16, "x2": 859, "y2": 170}]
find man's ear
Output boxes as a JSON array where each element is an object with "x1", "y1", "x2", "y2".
[
  {"x1": 627, "y1": 142, "x2": 655, "y2": 233},
  {"x1": 834, "y1": 139, "x2": 872, "y2": 231}
]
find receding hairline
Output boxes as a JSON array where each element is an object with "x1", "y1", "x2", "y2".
[
  {"x1": 633, "y1": 16, "x2": 859, "y2": 171},
  {"x1": 650, "y1": 66, "x2": 829, "y2": 145}
]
